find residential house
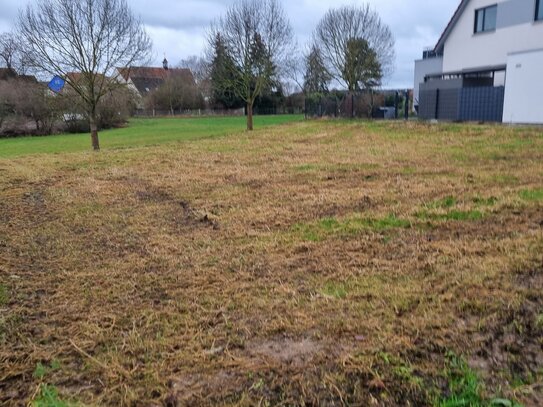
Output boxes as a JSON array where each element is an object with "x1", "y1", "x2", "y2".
[
  {"x1": 116, "y1": 59, "x2": 196, "y2": 109},
  {"x1": 414, "y1": 0, "x2": 543, "y2": 124}
]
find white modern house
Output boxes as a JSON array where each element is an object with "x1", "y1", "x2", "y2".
[{"x1": 414, "y1": 0, "x2": 543, "y2": 124}]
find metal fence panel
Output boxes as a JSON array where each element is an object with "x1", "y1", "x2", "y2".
[
  {"x1": 418, "y1": 86, "x2": 504, "y2": 122},
  {"x1": 437, "y1": 89, "x2": 460, "y2": 121},
  {"x1": 418, "y1": 90, "x2": 438, "y2": 120},
  {"x1": 458, "y1": 87, "x2": 505, "y2": 122}
]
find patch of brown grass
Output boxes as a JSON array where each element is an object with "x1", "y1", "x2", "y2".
[{"x1": 0, "y1": 120, "x2": 542, "y2": 405}]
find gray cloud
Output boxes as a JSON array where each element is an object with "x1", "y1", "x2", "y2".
[{"x1": 0, "y1": 0, "x2": 460, "y2": 88}]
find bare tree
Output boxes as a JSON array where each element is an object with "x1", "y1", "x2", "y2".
[
  {"x1": 178, "y1": 56, "x2": 209, "y2": 86},
  {"x1": 0, "y1": 81, "x2": 12, "y2": 130},
  {"x1": 62, "y1": 84, "x2": 136, "y2": 133},
  {"x1": 208, "y1": 0, "x2": 294, "y2": 130},
  {"x1": 1, "y1": 31, "x2": 32, "y2": 75},
  {"x1": 314, "y1": 4, "x2": 395, "y2": 91},
  {"x1": 13, "y1": 80, "x2": 64, "y2": 135},
  {"x1": 18, "y1": 0, "x2": 152, "y2": 150},
  {"x1": 178, "y1": 55, "x2": 211, "y2": 102},
  {"x1": 0, "y1": 78, "x2": 64, "y2": 136},
  {"x1": 283, "y1": 51, "x2": 305, "y2": 95},
  {"x1": 0, "y1": 32, "x2": 20, "y2": 72},
  {"x1": 149, "y1": 70, "x2": 204, "y2": 114}
]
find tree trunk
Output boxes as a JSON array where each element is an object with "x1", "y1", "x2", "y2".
[
  {"x1": 89, "y1": 114, "x2": 100, "y2": 151},
  {"x1": 247, "y1": 102, "x2": 254, "y2": 131}
]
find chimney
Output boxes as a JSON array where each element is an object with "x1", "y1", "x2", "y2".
[{"x1": 163, "y1": 57, "x2": 169, "y2": 70}]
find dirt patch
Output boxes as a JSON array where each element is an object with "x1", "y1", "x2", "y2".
[
  {"x1": 464, "y1": 265, "x2": 543, "y2": 405},
  {"x1": 163, "y1": 338, "x2": 327, "y2": 405},
  {"x1": 516, "y1": 263, "x2": 543, "y2": 290},
  {"x1": 22, "y1": 189, "x2": 46, "y2": 207},
  {"x1": 166, "y1": 371, "x2": 244, "y2": 406},
  {"x1": 310, "y1": 196, "x2": 375, "y2": 219},
  {"x1": 246, "y1": 337, "x2": 322, "y2": 367},
  {"x1": 177, "y1": 200, "x2": 219, "y2": 230},
  {"x1": 135, "y1": 188, "x2": 174, "y2": 203}
]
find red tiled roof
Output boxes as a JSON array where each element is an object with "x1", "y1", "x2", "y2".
[
  {"x1": 117, "y1": 67, "x2": 192, "y2": 81},
  {"x1": 116, "y1": 67, "x2": 195, "y2": 95}
]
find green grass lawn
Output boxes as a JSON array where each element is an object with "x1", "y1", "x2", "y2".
[{"x1": 0, "y1": 115, "x2": 303, "y2": 158}]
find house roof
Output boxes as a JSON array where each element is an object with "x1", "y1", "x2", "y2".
[
  {"x1": 0, "y1": 68, "x2": 38, "y2": 82},
  {"x1": 63, "y1": 72, "x2": 112, "y2": 93},
  {"x1": 434, "y1": 0, "x2": 470, "y2": 54},
  {"x1": 117, "y1": 67, "x2": 195, "y2": 95},
  {"x1": 18, "y1": 75, "x2": 38, "y2": 83},
  {"x1": 117, "y1": 67, "x2": 171, "y2": 82},
  {"x1": 65, "y1": 72, "x2": 108, "y2": 82},
  {"x1": 131, "y1": 77, "x2": 165, "y2": 94}
]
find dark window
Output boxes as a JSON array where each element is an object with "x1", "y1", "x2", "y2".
[
  {"x1": 537, "y1": 0, "x2": 543, "y2": 21},
  {"x1": 474, "y1": 5, "x2": 498, "y2": 33}
]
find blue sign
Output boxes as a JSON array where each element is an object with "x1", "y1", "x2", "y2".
[{"x1": 48, "y1": 76, "x2": 65, "y2": 93}]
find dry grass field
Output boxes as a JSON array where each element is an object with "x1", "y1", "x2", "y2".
[{"x1": 0, "y1": 118, "x2": 542, "y2": 406}]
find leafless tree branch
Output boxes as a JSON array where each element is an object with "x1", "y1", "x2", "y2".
[
  {"x1": 313, "y1": 4, "x2": 395, "y2": 90},
  {"x1": 17, "y1": 0, "x2": 152, "y2": 150}
]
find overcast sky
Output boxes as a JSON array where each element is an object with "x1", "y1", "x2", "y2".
[{"x1": 0, "y1": 0, "x2": 460, "y2": 89}]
